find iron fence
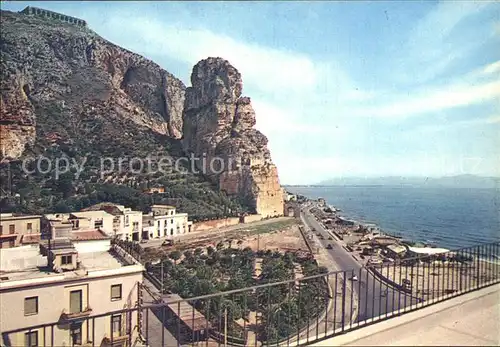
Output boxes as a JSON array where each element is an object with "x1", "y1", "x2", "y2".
[{"x1": 1, "y1": 241, "x2": 499, "y2": 347}]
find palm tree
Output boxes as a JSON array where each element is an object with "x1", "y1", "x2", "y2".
[{"x1": 169, "y1": 250, "x2": 181, "y2": 264}]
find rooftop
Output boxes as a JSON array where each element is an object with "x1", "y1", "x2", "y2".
[
  {"x1": 0, "y1": 245, "x2": 143, "y2": 289},
  {"x1": 408, "y1": 246, "x2": 450, "y2": 255},
  {"x1": 151, "y1": 204, "x2": 176, "y2": 209},
  {"x1": 0, "y1": 213, "x2": 41, "y2": 220},
  {"x1": 70, "y1": 229, "x2": 110, "y2": 241}
]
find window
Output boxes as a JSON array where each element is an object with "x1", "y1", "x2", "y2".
[
  {"x1": 125, "y1": 215, "x2": 129, "y2": 227},
  {"x1": 9, "y1": 240, "x2": 14, "y2": 248},
  {"x1": 171, "y1": 211, "x2": 174, "y2": 216},
  {"x1": 70, "y1": 290, "x2": 82, "y2": 314},
  {"x1": 111, "y1": 284, "x2": 122, "y2": 300},
  {"x1": 9, "y1": 224, "x2": 15, "y2": 234},
  {"x1": 70, "y1": 323, "x2": 82, "y2": 345},
  {"x1": 0, "y1": 225, "x2": 3, "y2": 235},
  {"x1": 171, "y1": 219, "x2": 173, "y2": 224},
  {"x1": 25, "y1": 331, "x2": 38, "y2": 347},
  {"x1": 27, "y1": 223, "x2": 33, "y2": 233},
  {"x1": 170, "y1": 228, "x2": 174, "y2": 235},
  {"x1": 61, "y1": 255, "x2": 72, "y2": 265},
  {"x1": 112, "y1": 314, "x2": 122, "y2": 335},
  {"x1": 94, "y1": 220, "x2": 103, "y2": 229},
  {"x1": 24, "y1": 297, "x2": 38, "y2": 315}
]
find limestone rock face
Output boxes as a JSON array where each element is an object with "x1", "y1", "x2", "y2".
[
  {"x1": 0, "y1": 10, "x2": 186, "y2": 163},
  {"x1": 183, "y1": 58, "x2": 284, "y2": 217}
]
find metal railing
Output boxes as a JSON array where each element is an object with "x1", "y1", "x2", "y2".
[{"x1": 1, "y1": 241, "x2": 498, "y2": 347}]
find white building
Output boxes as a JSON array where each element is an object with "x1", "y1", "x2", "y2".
[
  {"x1": 42, "y1": 211, "x2": 115, "y2": 240},
  {"x1": 79, "y1": 204, "x2": 144, "y2": 242},
  {"x1": 0, "y1": 236, "x2": 144, "y2": 347},
  {"x1": 143, "y1": 205, "x2": 192, "y2": 239}
]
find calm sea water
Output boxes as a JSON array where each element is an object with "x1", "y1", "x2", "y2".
[{"x1": 288, "y1": 186, "x2": 500, "y2": 250}]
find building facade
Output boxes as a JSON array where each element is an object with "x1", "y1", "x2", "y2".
[
  {"x1": 42, "y1": 206, "x2": 143, "y2": 242},
  {"x1": 42, "y1": 211, "x2": 114, "y2": 239},
  {"x1": 84, "y1": 204, "x2": 143, "y2": 242},
  {"x1": 0, "y1": 238, "x2": 143, "y2": 347},
  {"x1": 0, "y1": 213, "x2": 41, "y2": 249},
  {"x1": 143, "y1": 205, "x2": 192, "y2": 239}
]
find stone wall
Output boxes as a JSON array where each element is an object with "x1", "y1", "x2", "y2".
[
  {"x1": 191, "y1": 217, "x2": 240, "y2": 232},
  {"x1": 20, "y1": 6, "x2": 87, "y2": 27},
  {"x1": 241, "y1": 214, "x2": 263, "y2": 223}
]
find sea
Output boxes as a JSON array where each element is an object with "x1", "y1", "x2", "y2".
[{"x1": 287, "y1": 185, "x2": 500, "y2": 251}]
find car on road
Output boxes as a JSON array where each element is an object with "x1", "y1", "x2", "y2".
[
  {"x1": 326, "y1": 244, "x2": 333, "y2": 249},
  {"x1": 311, "y1": 228, "x2": 316, "y2": 231},
  {"x1": 319, "y1": 235, "x2": 324, "y2": 239},
  {"x1": 349, "y1": 275, "x2": 359, "y2": 281},
  {"x1": 328, "y1": 236, "x2": 333, "y2": 240}
]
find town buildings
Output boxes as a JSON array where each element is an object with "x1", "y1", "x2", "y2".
[
  {"x1": 43, "y1": 204, "x2": 144, "y2": 242},
  {"x1": 0, "y1": 213, "x2": 41, "y2": 249},
  {"x1": 142, "y1": 205, "x2": 192, "y2": 240},
  {"x1": 0, "y1": 231, "x2": 143, "y2": 346},
  {"x1": 83, "y1": 204, "x2": 143, "y2": 242}
]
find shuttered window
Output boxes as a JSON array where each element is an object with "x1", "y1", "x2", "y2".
[
  {"x1": 70, "y1": 323, "x2": 82, "y2": 345},
  {"x1": 24, "y1": 297, "x2": 38, "y2": 315},
  {"x1": 61, "y1": 255, "x2": 72, "y2": 265},
  {"x1": 25, "y1": 331, "x2": 38, "y2": 347},
  {"x1": 112, "y1": 314, "x2": 122, "y2": 335},
  {"x1": 111, "y1": 284, "x2": 122, "y2": 300},
  {"x1": 70, "y1": 290, "x2": 82, "y2": 313}
]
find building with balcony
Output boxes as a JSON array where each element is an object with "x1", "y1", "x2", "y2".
[
  {"x1": 143, "y1": 205, "x2": 192, "y2": 240},
  {"x1": 0, "y1": 213, "x2": 41, "y2": 249},
  {"x1": 0, "y1": 236, "x2": 143, "y2": 347}
]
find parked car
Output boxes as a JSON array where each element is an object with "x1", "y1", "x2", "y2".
[
  {"x1": 328, "y1": 236, "x2": 333, "y2": 240},
  {"x1": 350, "y1": 275, "x2": 359, "y2": 281},
  {"x1": 326, "y1": 244, "x2": 333, "y2": 249}
]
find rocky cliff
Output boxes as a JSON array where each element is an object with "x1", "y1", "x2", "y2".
[
  {"x1": 0, "y1": 10, "x2": 283, "y2": 217},
  {"x1": 1, "y1": 9, "x2": 185, "y2": 161},
  {"x1": 183, "y1": 58, "x2": 283, "y2": 217}
]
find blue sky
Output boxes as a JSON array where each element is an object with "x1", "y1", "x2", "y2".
[{"x1": 2, "y1": 1, "x2": 499, "y2": 184}]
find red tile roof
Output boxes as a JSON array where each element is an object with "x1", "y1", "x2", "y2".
[
  {"x1": 21, "y1": 234, "x2": 41, "y2": 244},
  {"x1": 70, "y1": 230, "x2": 110, "y2": 241}
]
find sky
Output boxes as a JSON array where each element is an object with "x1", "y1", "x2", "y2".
[{"x1": 2, "y1": 1, "x2": 499, "y2": 184}]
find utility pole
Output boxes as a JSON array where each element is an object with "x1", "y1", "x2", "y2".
[
  {"x1": 160, "y1": 260, "x2": 164, "y2": 294},
  {"x1": 224, "y1": 307, "x2": 228, "y2": 347}
]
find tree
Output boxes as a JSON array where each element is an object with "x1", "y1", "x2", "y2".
[
  {"x1": 169, "y1": 250, "x2": 181, "y2": 264},
  {"x1": 194, "y1": 248, "x2": 204, "y2": 257}
]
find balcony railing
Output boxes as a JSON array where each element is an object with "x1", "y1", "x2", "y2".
[{"x1": 2, "y1": 241, "x2": 499, "y2": 347}]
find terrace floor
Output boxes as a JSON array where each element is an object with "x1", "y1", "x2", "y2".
[{"x1": 311, "y1": 283, "x2": 500, "y2": 346}]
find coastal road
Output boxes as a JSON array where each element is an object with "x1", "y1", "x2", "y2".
[{"x1": 300, "y1": 203, "x2": 418, "y2": 322}]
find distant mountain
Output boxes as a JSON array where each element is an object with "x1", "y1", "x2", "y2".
[{"x1": 314, "y1": 175, "x2": 500, "y2": 189}]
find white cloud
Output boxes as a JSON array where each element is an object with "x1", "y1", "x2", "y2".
[
  {"x1": 479, "y1": 60, "x2": 500, "y2": 76},
  {"x1": 392, "y1": 2, "x2": 494, "y2": 84},
  {"x1": 81, "y1": 6, "x2": 499, "y2": 181},
  {"x1": 357, "y1": 80, "x2": 500, "y2": 119}
]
